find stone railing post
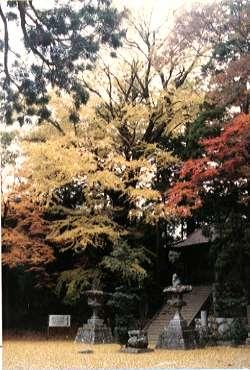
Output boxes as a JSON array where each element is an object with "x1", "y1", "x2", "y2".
[{"x1": 201, "y1": 310, "x2": 207, "y2": 328}]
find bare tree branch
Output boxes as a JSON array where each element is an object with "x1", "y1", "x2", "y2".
[
  {"x1": 81, "y1": 79, "x2": 103, "y2": 99},
  {"x1": 0, "y1": 6, "x2": 12, "y2": 88},
  {"x1": 17, "y1": 2, "x2": 54, "y2": 68},
  {"x1": 47, "y1": 118, "x2": 65, "y2": 136},
  {"x1": 104, "y1": 67, "x2": 116, "y2": 119},
  {"x1": 174, "y1": 52, "x2": 200, "y2": 88}
]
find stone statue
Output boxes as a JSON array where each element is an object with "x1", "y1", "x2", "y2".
[
  {"x1": 121, "y1": 329, "x2": 153, "y2": 353},
  {"x1": 172, "y1": 273, "x2": 181, "y2": 288},
  {"x1": 127, "y1": 330, "x2": 148, "y2": 349},
  {"x1": 168, "y1": 250, "x2": 181, "y2": 264}
]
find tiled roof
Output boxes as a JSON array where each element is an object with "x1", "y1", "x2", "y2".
[{"x1": 172, "y1": 228, "x2": 214, "y2": 248}]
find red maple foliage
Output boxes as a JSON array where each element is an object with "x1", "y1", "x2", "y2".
[
  {"x1": 2, "y1": 194, "x2": 55, "y2": 268},
  {"x1": 167, "y1": 113, "x2": 250, "y2": 217}
]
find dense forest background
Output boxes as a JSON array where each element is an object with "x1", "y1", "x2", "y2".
[{"x1": 1, "y1": 0, "x2": 249, "y2": 331}]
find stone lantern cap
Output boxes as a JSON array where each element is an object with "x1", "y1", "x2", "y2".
[
  {"x1": 85, "y1": 290, "x2": 106, "y2": 295},
  {"x1": 163, "y1": 285, "x2": 192, "y2": 294},
  {"x1": 84, "y1": 290, "x2": 112, "y2": 299}
]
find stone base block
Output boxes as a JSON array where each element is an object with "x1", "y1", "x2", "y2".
[
  {"x1": 75, "y1": 322, "x2": 113, "y2": 344},
  {"x1": 121, "y1": 347, "x2": 154, "y2": 353},
  {"x1": 156, "y1": 311, "x2": 196, "y2": 350}
]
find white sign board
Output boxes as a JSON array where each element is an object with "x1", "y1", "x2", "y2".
[{"x1": 48, "y1": 315, "x2": 71, "y2": 327}]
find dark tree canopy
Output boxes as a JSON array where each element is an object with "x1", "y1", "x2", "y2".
[{"x1": 0, "y1": 0, "x2": 126, "y2": 130}]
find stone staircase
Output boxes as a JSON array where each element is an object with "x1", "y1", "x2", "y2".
[{"x1": 146, "y1": 285, "x2": 212, "y2": 344}]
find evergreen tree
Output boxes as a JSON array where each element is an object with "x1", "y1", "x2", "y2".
[{"x1": 0, "y1": 0, "x2": 126, "y2": 128}]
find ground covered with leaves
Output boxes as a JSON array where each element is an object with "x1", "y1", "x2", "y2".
[{"x1": 3, "y1": 336, "x2": 250, "y2": 369}]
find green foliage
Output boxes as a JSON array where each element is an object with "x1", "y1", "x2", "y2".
[
  {"x1": 214, "y1": 281, "x2": 248, "y2": 318},
  {"x1": 209, "y1": 213, "x2": 250, "y2": 316},
  {"x1": 107, "y1": 285, "x2": 141, "y2": 345},
  {"x1": 48, "y1": 213, "x2": 123, "y2": 252},
  {"x1": 229, "y1": 318, "x2": 248, "y2": 344},
  {"x1": 55, "y1": 268, "x2": 98, "y2": 305},
  {"x1": 180, "y1": 106, "x2": 224, "y2": 160},
  {"x1": 1, "y1": 130, "x2": 16, "y2": 148},
  {"x1": 0, "y1": 131, "x2": 18, "y2": 167},
  {"x1": 0, "y1": 1, "x2": 126, "y2": 126},
  {"x1": 101, "y1": 240, "x2": 151, "y2": 284}
]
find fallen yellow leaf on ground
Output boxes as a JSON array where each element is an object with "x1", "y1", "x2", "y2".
[{"x1": 3, "y1": 336, "x2": 250, "y2": 369}]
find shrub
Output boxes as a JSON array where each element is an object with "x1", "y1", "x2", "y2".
[{"x1": 228, "y1": 318, "x2": 247, "y2": 344}]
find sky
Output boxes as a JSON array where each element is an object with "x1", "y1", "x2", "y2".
[
  {"x1": 113, "y1": 0, "x2": 214, "y2": 56},
  {"x1": 29, "y1": 0, "x2": 213, "y2": 29},
  {"x1": 114, "y1": 0, "x2": 209, "y2": 12},
  {"x1": 114, "y1": 0, "x2": 212, "y2": 26}
]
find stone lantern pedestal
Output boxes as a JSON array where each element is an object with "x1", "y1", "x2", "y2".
[{"x1": 75, "y1": 290, "x2": 113, "y2": 344}]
